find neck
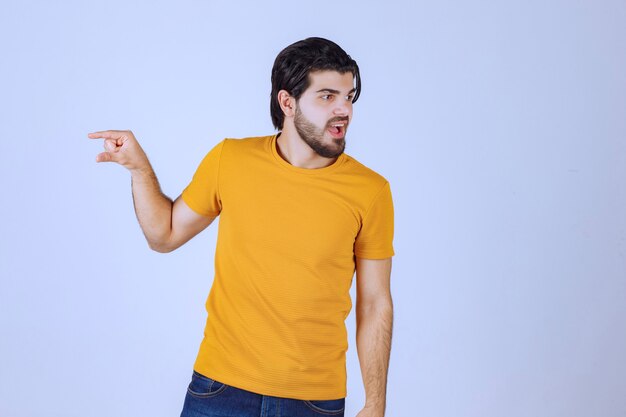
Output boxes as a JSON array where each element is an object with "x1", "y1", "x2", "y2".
[{"x1": 275, "y1": 125, "x2": 338, "y2": 169}]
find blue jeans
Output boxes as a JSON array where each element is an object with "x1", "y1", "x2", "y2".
[{"x1": 180, "y1": 371, "x2": 346, "y2": 417}]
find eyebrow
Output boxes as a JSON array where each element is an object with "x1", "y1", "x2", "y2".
[{"x1": 316, "y1": 88, "x2": 357, "y2": 95}]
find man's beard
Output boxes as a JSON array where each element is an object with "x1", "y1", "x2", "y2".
[{"x1": 294, "y1": 105, "x2": 347, "y2": 158}]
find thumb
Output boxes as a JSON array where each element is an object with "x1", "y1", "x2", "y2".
[{"x1": 95, "y1": 151, "x2": 118, "y2": 163}]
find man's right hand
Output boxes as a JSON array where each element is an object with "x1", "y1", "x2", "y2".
[
  {"x1": 88, "y1": 129, "x2": 150, "y2": 172},
  {"x1": 87, "y1": 128, "x2": 216, "y2": 252}
]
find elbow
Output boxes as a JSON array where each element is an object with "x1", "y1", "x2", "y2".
[
  {"x1": 357, "y1": 295, "x2": 393, "y2": 314},
  {"x1": 148, "y1": 240, "x2": 174, "y2": 253}
]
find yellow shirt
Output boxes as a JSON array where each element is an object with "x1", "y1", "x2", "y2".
[{"x1": 182, "y1": 134, "x2": 394, "y2": 400}]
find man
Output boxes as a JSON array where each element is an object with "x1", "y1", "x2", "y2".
[{"x1": 88, "y1": 37, "x2": 394, "y2": 417}]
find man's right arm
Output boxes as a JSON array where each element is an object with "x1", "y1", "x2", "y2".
[
  {"x1": 131, "y1": 168, "x2": 216, "y2": 252},
  {"x1": 88, "y1": 129, "x2": 215, "y2": 253}
]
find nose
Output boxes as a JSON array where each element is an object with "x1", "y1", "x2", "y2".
[{"x1": 333, "y1": 99, "x2": 351, "y2": 117}]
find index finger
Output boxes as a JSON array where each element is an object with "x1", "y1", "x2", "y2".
[{"x1": 87, "y1": 130, "x2": 124, "y2": 139}]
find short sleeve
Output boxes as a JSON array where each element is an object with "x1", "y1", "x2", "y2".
[
  {"x1": 181, "y1": 139, "x2": 225, "y2": 217},
  {"x1": 354, "y1": 181, "x2": 395, "y2": 259}
]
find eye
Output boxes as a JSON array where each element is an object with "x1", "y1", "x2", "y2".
[
  {"x1": 346, "y1": 94, "x2": 354, "y2": 101},
  {"x1": 321, "y1": 94, "x2": 332, "y2": 101}
]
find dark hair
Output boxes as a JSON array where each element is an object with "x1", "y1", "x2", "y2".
[{"x1": 270, "y1": 37, "x2": 361, "y2": 130}]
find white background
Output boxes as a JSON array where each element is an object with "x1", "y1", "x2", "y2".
[{"x1": 1, "y1": 1, "x2": 625, "y2": 416}]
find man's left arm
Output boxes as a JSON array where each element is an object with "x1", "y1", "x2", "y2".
[{"x1": 355, "y1": 256, "x2": 393, "y2": 417}]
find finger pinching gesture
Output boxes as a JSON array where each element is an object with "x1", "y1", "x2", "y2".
[{"x1": 87, "y1": 129, "x2": 150, "y2": 172}]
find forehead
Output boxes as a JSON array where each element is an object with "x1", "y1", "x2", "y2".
[{"x1": 305, "y1": 70, "x2": 354, "y2": 92}]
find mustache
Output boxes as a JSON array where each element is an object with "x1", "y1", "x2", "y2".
[{"x1": 326, "y1": 116, "x2": 350, "y2": 126}]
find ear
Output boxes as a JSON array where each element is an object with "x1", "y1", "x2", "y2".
[{"x1": 278, "y1": 90, "x2": 296, "y2": 118}]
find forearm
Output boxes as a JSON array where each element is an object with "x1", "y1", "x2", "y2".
[
  {"x1": 356, "y1": 298, "x2": 394, "y2": 416},
  {"x1": 130, "y1": 164, "x2": 173, "y2": 251}
]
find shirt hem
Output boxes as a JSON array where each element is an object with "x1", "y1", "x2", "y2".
[
  {"x1": 354, "y1": 250, "x2": 395, "y2": 259},
  {"x1": 192, "y1": 364, "x2": 348, "y2": 401},
  {"x1": 181, "y1": 190, "x2": 220, "y2": 217}
]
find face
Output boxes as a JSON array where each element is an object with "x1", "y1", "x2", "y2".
[{"x1": 293, "y1": 71, "x2": 355, "y2": 158}]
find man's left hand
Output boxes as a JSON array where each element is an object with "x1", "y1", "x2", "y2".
[{"x1": 355, "y1": 404, "x2": 384, "y2": 417}]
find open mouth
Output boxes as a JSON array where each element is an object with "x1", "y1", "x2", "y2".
[{"x1": 327, "y1": 121, "x2": 347, "y2": 139}]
